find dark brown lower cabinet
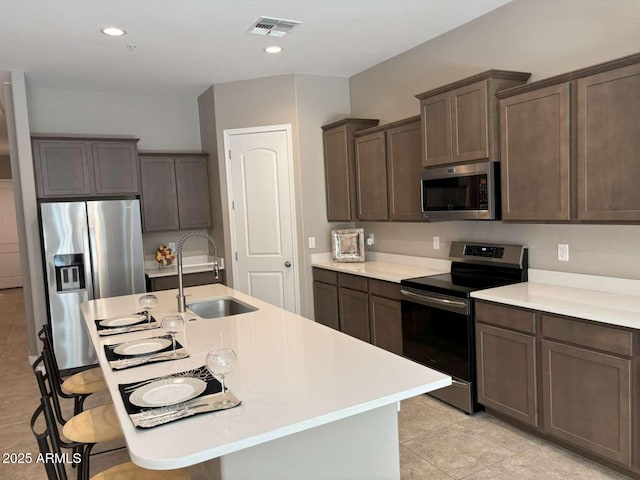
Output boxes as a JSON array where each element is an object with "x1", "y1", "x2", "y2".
[
  {"x1": 338, "y1": 287, "x2": 370, "y2": 342},
  {"x1": 540, "y1": 339, "x2": 631, "y2": 466},
  {"x1": 370, "y1": 295, "x2": 402, "y2": 355},
  {"x1": 313, "y1": 281, "x2": 340, "y2": 330},
  {"x1": 476, "y1": 324, "x2": 537, "y2": 426},
  {"x1": 311, "y1": 268, "x2": 403, "y2": 354},
  {"x1": 476, "y1": 300, "x2": 637, "y2": 475}
]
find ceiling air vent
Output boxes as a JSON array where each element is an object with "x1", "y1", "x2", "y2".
[{"x1": 249, "y1": 17, "x2": 302, "y2": 37}]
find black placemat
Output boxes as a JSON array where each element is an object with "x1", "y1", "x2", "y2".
[
  {"x1": 119, "y1": 366, "x2": 230, "y2": 428},
  {"x1": 95, "y1": 312, "x2": 160, "y2": 335},
  {"x1": 103, "y1": 335, "x2": 184, "y2": 362}
]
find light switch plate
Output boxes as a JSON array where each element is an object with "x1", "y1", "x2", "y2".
[
  {"x1": 168, "y1": 242, "x2": 176, "y2": 252},
  {"x1": 433, "y1": 236, "x2": 440, "y2": 250},
  {"x1": 308, "y1": 237, "x2": 316, "y2": 249},
  {"x1": 366, "y1": 233, "x2": 375, "y2": 246}
]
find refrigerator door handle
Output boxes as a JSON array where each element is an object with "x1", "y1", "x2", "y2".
[{"x1": 88, "y1": 226, "x2": 100, "y2": 299}]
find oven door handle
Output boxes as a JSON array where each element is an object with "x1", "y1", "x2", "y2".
[{"x1": 400, "y1": 289, "x2": 469, "y2": 313}]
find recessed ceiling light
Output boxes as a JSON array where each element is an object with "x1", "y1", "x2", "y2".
[
  {"x1": 101, "y1": 26, "x2": 126, "y2": 37},
  {"x1": 264, "y1": 46, "x2": 283, "y2": 54}
]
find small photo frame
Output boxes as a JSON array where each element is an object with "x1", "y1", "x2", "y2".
[{"x1": 332, "y1": 228, "x2": 365, "y2": 263}]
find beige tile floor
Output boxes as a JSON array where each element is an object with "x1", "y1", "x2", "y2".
[{"x1": 0, "y1": 287, "x2": 632, "y2": 479}]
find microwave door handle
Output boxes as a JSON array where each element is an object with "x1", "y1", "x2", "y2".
[{"x1": 400, "y1": 289, "x2": 469, "y2": 312}]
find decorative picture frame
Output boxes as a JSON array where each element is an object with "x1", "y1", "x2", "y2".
[{"x1": 332, "y1": 228, "x2": 365, "y2": 263}]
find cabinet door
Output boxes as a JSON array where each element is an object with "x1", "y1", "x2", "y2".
[
  {"x1": 313, "y1": 281, "x2": 340, "y2": 331},
  {"x1": 355, "y1": 131, "x2": 388, "y2": 221},
  {"x1": 338, "y1": 287, "x2": 370, "y2": 342},
  {"x1": 476, "y1": 324, "x2": 537, "y2": 426},
  {"x1": 500, "y1": 83, "x2": 571, "y2": 221},
  {"x1": 33, "y1": 140, "x2": 93, "y2": 197},
  {"x1": 451, "y1": 80, "x2": 489, "y2": 163},
  {"x1": 92, "y1": 142, "x2": 139, "y2": 195},
  {"x1": 576, "y1": 63, "x2": 640, "y2": 221},
  {"x1": 369, "y1": 295, "x2": 402, "y2": 355},
  {"x1": 541, "y1": 339, "x2": 631, "y2": 466},
  {"x1": 175, "y1": 156, "x2": 212, "y2": 229},
  {"x1": 386, "y1": 120, "x2": 422, "y2": 221},
  {"x1": 139, "y1": 156, "x2": 180, "y2": 232},
  {"x1": 421, "y1": 91, "x2": 452, "y2": 167},
  {"x1": 323, "y1": 125, "x2": 354, "y2": 221},
  {"x1": 149, "y1": 271, "x2": 223, "y2": 291}
]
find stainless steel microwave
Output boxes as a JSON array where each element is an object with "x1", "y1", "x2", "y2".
[{"x1": 421, "y1": 161, "x2": 500, "y2": 220}]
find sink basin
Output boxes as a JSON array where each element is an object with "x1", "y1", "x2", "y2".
[{"x1": 187, "y1": 297, "x2": 257, "y2": 319}]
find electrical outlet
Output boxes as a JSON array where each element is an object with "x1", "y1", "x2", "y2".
[
  {"x1": 366, "y1": 233, "x2": 375, "y2": 246},
  {"x1": 558, "y1": 243, "x2": 569, "y2": 262},
  {"x1": 168, "y1": 242, "x2": 176, "y2": 252},
  {"x1": 433, "y1": 236, "x2": 440, "y2": 250},
  {"x1": 308, "y1": 237, "x2": 316, "y2": 249}
]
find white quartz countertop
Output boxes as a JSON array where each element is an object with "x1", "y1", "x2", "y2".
[
  {"x1": 81, "y1": 284, "x2": 451, "y2": 470},
  {"x1": 311, "y1": 252, "x2": 450, "y2": 283},
  {"x1": 471, "y1": 270, "x2": 640, "y2": 330},
  {"x1": 145, "y1": 255, "x2": 223, "y2": 278}
]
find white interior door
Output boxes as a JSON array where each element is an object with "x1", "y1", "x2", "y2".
[
  {"x1": 0, "y1": 179, "x2": 22, "y2": 288},
  {"x1": 226, "y1": 126, "x2": 298, "y2": 313}
]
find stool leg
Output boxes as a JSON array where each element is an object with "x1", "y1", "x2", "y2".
[{"x1": 79, "y1": 443, "x2": 95, "y2": 480}]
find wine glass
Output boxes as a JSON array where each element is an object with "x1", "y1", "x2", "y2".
[
  {"x1": 206, "y1": 348, "x2": 237, "y2": 408},
  {"x1": 161, "y1": 315, "x2": 184, "y2": 356},
  {"x1": 138, "y1": 294, "x2": 158, "y2": 323}
]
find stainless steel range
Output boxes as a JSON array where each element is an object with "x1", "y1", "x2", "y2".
[{"x1": 400, "y1": 241, "x2": 528, "y2": 413}]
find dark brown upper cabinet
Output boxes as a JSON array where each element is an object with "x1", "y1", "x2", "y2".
[
  {"x1": 139, "y1": 153, "x2": 212, "y2": 232},
  {"x1": 576, "y1": 62, "x2": 640, "y2": 221},
  {"x1": 321, "y1": 118, "x2": 379, "y2": 221},
  {"x1": 497, "y1": 52, "x2": 640, "y2": 223},
  {"x1": 386, "y1": 118, "x2": 423, "y2": 221},
  {"x1": 353, "y1": 116, "x2": 422, "y2": 222},
  {"x1": 415, "y1": 71, "x2": 531, "y2": 168},
  {"x1": 500, "y1": 83, "x2": 571, "y2": 221},
  {"x1": 354, "y1": 130, "x2": 388, "y2": 221},
  {"x1": 32, "y1": 136, "x2": 140, "y2": 198}
]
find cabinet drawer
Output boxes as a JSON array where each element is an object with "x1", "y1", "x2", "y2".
[
  {"x1": 312, "y1": 268, "x2": 337, "y2": 285},
  {"x1": 540, "y1": 314, "x2": 632, "y2": 357},
  {"x1": 368, "y1": 279, "x2": 400, "y2": 300},
  {"x1": 338, "y1": 273, "x2": 368, "y2": 292},
  {"x1": 476, "y1": 301, "x2": 536, "y2": 334}
]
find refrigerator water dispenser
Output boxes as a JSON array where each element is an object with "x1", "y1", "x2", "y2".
[{"x1": 54, "y1": 254, "x2": 85, "y2": 292}]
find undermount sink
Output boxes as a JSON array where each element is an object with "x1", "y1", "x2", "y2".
[{"x1": 187, "y1": 297, "x2": 257, "y2": 319}]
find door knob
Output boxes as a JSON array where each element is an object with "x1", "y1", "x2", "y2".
[{"x1": 284, "y1": 261, "x2": 292, "y2": 268}]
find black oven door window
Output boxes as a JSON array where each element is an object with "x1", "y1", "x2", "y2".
[
  {"x1": 401, "y1": 301, "x2": 472, "y2": 381},
  {"x1": 422, "y1": 174, "x2": 486, "y2": 211}
]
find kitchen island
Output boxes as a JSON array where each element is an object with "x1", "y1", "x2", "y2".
[{"x1": 81, "y1": 284, "x2": 451, "y2": 480}]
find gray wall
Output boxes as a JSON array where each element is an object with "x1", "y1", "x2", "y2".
[
  {"x1": 206, "y1": 74, "x2": 351, "y2": 317},
  {"x1": 349, "y1": 0, "x2": 640, "y2": 279},
  {"x1": 27, "y1": 87, "x2": 201, "y2": 150}
]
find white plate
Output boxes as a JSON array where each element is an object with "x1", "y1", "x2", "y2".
[
  {"x1": 100, "y1": 316, "x2": 144, "y2": 328},
  {"x1": 113, "y1": 337, "x2": 172, "y2": 356},
  {"x1": 129, "y1": 377, "x2": 207, "y2": 408}
]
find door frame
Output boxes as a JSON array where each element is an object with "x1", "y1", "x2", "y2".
[{"x1": 223, "y1": 124, "x2": 301, "y2": 314}]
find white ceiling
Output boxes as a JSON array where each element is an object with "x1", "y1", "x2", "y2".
[{"x1": 0, "y1": 0, "x2": 512, "y2": 96}]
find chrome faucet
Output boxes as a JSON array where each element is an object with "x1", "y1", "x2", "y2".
[{"x1": 176, "y1": 230, "x2": 220, "y2": 313}]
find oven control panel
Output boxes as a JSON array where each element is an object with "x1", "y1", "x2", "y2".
[{"x1": 464, "y1": 245, "x2": 504, "y2": 258}]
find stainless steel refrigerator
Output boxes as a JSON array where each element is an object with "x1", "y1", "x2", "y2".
[{"x1": 40, "y1": 200, "x2": 145, "y2": 371}]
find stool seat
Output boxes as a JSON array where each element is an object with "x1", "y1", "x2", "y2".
[
  {"x1": 62, "y1": 404, "x2": 123, "y2": 444},
  {"x1": 91, "y1": 462, "x2": 190, "y2": 480},
  {"x1": 62, "y1": 367, "x2": 106, "y2": 395}
]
